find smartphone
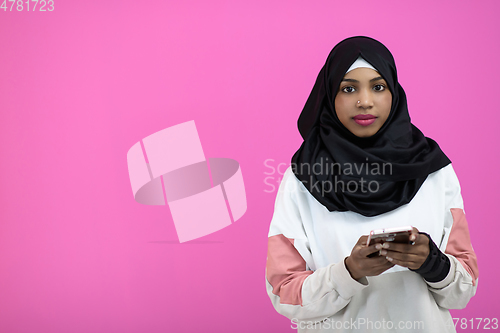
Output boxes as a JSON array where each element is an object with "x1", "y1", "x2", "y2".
[{"x1": 366, "y1": 226, "x2": 413, "y2": 257}]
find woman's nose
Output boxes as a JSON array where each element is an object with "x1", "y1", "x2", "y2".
[{"x1": 357, "y1": 89, "x2": 374, "y2": 108}]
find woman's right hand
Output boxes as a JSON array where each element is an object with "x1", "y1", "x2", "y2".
[{"x1": 344, "y1": 235, "x2": 395, "y2": 281}]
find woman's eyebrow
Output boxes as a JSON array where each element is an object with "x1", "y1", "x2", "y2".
[{"x1": 341, "y1": 76, "x2": 385, "y2": 83}]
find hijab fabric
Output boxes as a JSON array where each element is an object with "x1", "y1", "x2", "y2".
[{"x1": 291, "y1": 36, "x2": 451, "y2": 217}]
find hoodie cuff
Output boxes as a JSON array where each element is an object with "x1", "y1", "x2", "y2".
[{"x1": 410, "y1": 232, "x2": 451, "y2": 283}]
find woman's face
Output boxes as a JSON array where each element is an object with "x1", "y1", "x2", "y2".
[{"x1": 334, "y1": 67, "x2": 392, "y2": 138}]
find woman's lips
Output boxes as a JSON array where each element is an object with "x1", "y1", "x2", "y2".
[{"x1": 353, "y1": 114, "x2": 376, "y2": 126}]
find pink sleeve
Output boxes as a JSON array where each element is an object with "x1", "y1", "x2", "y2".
[
  {"x1": 445, "y1": 208, "x2": 479, "y2": 285},
  {"x1": 266, "y1": 234, "x2": 313, "y2": 306}
]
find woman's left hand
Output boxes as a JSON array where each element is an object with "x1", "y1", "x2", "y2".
[{"x1": 378, "y1": 227, "x2": 429, "y2": 270}]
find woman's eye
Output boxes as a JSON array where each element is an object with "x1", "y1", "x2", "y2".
[
  {"x1": 373, "y1": 84, "x2": 385, "y2": 91},
  {"x1": 342, "y1": 86, "x2": 355, "y2": 93}
]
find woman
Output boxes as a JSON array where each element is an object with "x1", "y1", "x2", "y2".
[{"x1": 265, "y1": 36, "x2": 478, "y2": 332}]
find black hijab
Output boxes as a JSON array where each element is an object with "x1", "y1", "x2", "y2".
[{"x1": 291, "y1": 36, "x2": 451, "y2": 217}]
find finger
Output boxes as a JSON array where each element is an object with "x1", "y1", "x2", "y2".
[
  {"x1": 382, "y1": 246, "x2": 429, "y2": 264},
  {"x1": 383, "y1": 251, "x2": 421, "y2": 267},
  {"x1": 411, "y1": 226, "x2": 419, "y2": 239},
  {"x1": 358, "y1": 235, "x2": 369, "y2": 246},
  {"x1": 381, "y1": 242, "x2": 418, "y2": 254},
  {"x1": 358, "y1": 244, "x2": 380, "y2": 257},
  {"x1": 355, "y1": 256, "x2": 394, "y2": 276},
  {"x1": 385, "y1": 256, "x2": 422, "y2": 270},
  {"x1": 384, "y1": 256, "x2": 407, "y2": 267},
  {"x1": 368, "y1": 255, "x2": 393, "y2": 265},
  {"x1": 415, "y1": 232, "x2": 429, "y2": 246}
]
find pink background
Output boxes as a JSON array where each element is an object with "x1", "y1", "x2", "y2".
[{"x1": 1, "y1": 1, "x2": 498, "y2": 332}]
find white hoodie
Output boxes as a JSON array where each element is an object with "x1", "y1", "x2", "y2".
[{"x1": 266, "y1": 164, "x2": 478, "y2": 332}]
